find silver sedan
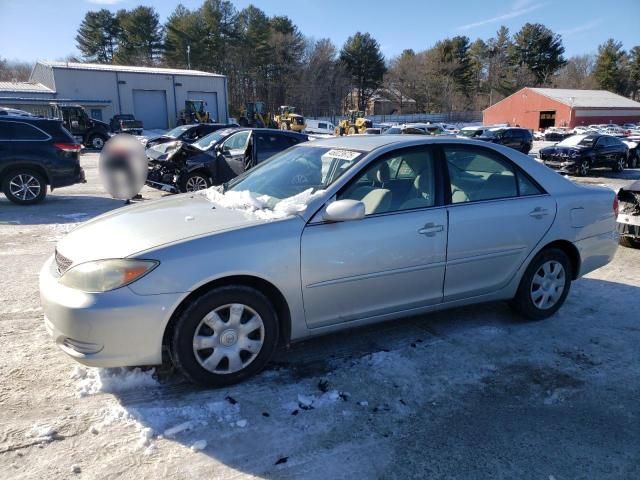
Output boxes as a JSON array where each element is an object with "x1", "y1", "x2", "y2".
[{"x1": 40, "y1": 136, "x2": 619, "y2": 386}]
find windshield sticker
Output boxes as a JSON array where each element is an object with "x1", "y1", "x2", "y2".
[{"x1": 324, "y1": 149, "x2": 361, "y2": 161}]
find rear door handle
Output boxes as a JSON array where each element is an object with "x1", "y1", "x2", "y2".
[
  {"x1": 529, "y1": 207, "x2": 550, "y2": 219},
  {"x1": 418, "y1": 223, "x2": 444, "y2": 236}
]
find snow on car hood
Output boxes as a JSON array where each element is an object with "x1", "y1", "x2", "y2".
[
  {"x1": 56, "y1": 194, "x2": 272, "y2": 263},
  {"x1": 56, "y1": 189, "x2": 325, "y2": 263},
  {"x1": 198, "y1": 187, "x2": 326, "y2": 220}
]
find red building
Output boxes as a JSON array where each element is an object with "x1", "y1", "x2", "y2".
[{"x1": 483, "y1": 88, "x2": 640, "y2": 130}]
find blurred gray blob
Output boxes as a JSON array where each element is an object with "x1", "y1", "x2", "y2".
[{"x1": 99, "y1": 134, "x2": 147, "y2": 200}]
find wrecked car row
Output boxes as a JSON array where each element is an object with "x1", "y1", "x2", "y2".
[{"x1": 145, "y1": 127, "x2": 308, "y2": 193}]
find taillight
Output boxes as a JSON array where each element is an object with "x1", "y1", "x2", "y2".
[
  {"x1": 613, "y1": 195, "x2": 619, "y2": 217},
  {"x1": 54, "y1": 143, "x2": 82, "y2": 152}
]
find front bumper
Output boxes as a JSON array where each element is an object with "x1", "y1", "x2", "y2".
[
  {"x1": 542, "y1": 159, "x2": 579, "y2": 174},
  {"x1": 39, "y1": 256, "x2": 183, "y2": 367}
]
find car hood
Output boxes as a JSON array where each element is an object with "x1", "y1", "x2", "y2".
[
  {"x1": 147, "y1": 140, "x2": 185, "y2": 161},
  {"x1": 56, "y1": 194, "x2": 268, "y2": 263},
  {"x1": 540, "y1": 145, "x2": 589, "y2": 154}
]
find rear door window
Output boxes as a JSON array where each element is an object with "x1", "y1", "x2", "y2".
[{"x1": 445, "y1": 147, "x2": 517, "y2": 203}]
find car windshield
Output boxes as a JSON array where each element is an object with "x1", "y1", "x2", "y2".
[
  {"x1": 165, "y1": 125, "x2": 192, "y2": 138},
  {"x1": 459, "y1": 129, "x2": 482, "y2": 137},
  {"x1": 384, "y1": 127, "x2": 402, "y2": 135},
  {"x1": 225, "y1": 145, "x2": 364, "y2": 204},
  {"x1": 558, "y1": 135, "x2": 595, "y2": 147},
  {"x1": 481, "y1": 129, "x2": 500, "y2": 138},
  {"x1": 192, "y1": 129, "x2": 232, "y2": 150}
]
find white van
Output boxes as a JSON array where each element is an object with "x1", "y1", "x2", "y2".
[{"x1": 305, "y1": 119, "x2": 336, "y2": 135}]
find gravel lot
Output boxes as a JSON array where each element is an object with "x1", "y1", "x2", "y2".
[{"x1": 1, "y1": 148, "x2": 639, "y2": 479}]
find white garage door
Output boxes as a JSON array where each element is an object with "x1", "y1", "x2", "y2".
[
  {"x1": 133, "y1": 90, "x2": 168, "y2": 130},
  {"x1": 187, "y1": 91, "x2": 219, "y2": 122}
]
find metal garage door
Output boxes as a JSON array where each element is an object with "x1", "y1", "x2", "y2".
[
  {"x1": 187, "y1": 91, "x2": 218, "y2": 122},
  {"x1": 133, "y1": 89, "x2": 168, "y2": 130}
]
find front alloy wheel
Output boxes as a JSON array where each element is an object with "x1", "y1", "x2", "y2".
[
  {"x1": 184, "y1": 174, "x2": 210, "y2": 192},
  {"x1": 613, "y1": 156, "x2": 625, "y2": 172},
  {"x1": 577, "y1": 159, "x2": 590, "y2": 176},
  {"x1": 171, "y1": 286, "x2": 279, "y2": 386}
]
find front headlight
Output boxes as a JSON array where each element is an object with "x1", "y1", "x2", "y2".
[{"x1": 59, "y1": 259, "x2": 159, "y2": 292}]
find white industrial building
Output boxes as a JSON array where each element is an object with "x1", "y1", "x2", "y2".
[{"x1": 0, "y1": 61, "x2": 228, "y2": 129}]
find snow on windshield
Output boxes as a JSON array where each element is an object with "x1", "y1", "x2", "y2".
[
  {"x1": 199, "y1": 187, "x2": 326, "y2": 220},
  {"x1": 557, "y1": 134, "x2": 586, "y2": 146}
]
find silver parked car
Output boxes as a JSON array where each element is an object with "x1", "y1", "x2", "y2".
[{"x1": 40, "y1": 136, "x2": 619, "y2": 386}]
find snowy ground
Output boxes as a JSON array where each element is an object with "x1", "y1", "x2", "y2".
[{"x1": 1, "y1": 153, "x2": 639, "y2": 479}]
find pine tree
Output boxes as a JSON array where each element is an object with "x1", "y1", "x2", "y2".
[
  {"x1": 594, "y1": 39, "x2": 627, "y2": 94},
  {"x1": 513, "y1": 23, "x2": 566, "y2": 86},
  {"x1": 114, "y1": 6, "x2": 163, "y2": 65},
  {"x1": 626, "y1": 46, "x2": 640, "y2": 100},
  {"x1": 339, "y1": 32, "x2": 386, "y2": 111},
  {"x1": 75, "y1": 9, "x2": 120, "y2": 63}
]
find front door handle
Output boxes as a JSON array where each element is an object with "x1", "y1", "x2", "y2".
[
  {"x1": 529, "y1": 207, "x2": 550, "y2": 219},
  {"x1": 418, "y1": 222, "x2": 444, "y2": 236}
]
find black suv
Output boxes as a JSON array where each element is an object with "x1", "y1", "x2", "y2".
[
  {"x1": 476, "y1": 127, "x2": 533, "y2": 154},
  {"x1": 0, "y1": 116, "x2": 85, "y2": 205}
]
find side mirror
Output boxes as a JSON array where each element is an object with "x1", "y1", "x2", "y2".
[{"x1": 323, "y1": 199, "x2": 365, "y2": 222}]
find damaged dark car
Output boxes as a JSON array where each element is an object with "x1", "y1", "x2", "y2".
[
  {"x1": 617, "y1": 180, "x2": 640, "y2": 248},
  {"x1": 146, "y1": 128, "x2": 309, "y2": 193},
  {"x1": 539, "y1": 134, "x2": 628, "y2": 176},
  {"x1": 144, "y1": 123, "x2": 237, "y2": 149}
]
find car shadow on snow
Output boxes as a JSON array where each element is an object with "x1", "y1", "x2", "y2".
[
  {"x1": 0, "y1": 194, "x2": 131, "y2": 225},
  {"x1": 100, "y1": 276, "x2": 640, "y2": 478}
]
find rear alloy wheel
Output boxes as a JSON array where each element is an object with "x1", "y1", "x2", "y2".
[
  {"x1": 171, "y1": 286, "x2": 279, "y2": 386},
  {"x1": 510, "y1": 248, "x2": 571, "y2": 320},
  {"x1": 2, "y1": 170, "x2": 47, "y2": 205},
  {"x1": 613, "y1": 155, "x2": 625, "y2": 172},
  {"x1": 577, "y1": 159, "x2": 590, "y2": 176},
  {"x1": 182, "y1": 172, "x2": 211, "y2": 192},
  {"x1": 89, "y1": 134, "x2": 107, "y2": 150}
]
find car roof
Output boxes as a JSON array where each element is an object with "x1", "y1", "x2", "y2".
[{"x1": 305, "y1": 134, "x2": 504, "y2": 152}]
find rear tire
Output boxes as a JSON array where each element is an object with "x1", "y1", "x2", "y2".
[
  {"x1": 170, "y1": 286, "x2": 279, "y2": 387},
  {"x1": 620, "y1": 236, "x2": 640, "y2": 249},
  {"x1": 510, "y1": 248, "x2": 572, "y2": 320},
  {"x1": 2, "y1": 169, "x2": 47, "y2": 205},
  {"x1": 613, "y1": 155, "x2": 625, "y2": 172}
]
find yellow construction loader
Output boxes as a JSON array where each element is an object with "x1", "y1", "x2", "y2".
[
  {"x1": 178, "y1": 100, "x2": 212, "y2": 125},
  {"x1": 239, "y1": 102, "x2": 269, "y2": 128},
  {"x1": 273, "y1": 105, "x2": 305, "y2": 132},
  {"x1": 335, "y1": 110, "x2": 372, "y2": 135}
]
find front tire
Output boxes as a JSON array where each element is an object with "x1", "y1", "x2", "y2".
[
  {"x1": 171, "y1": 286, "x2": 279, "y2": 387},
  {"x1": 510, "y1": 248, "x2": 572, "y2": 320},
  {"x1": 2, "y1": 170, "x2": 47, "y2": 205},
  {"x1": 613, "y1": 155, "x2": 625, "y2": 172},
  {"x1": 181, "y1": 172, "x2": 211, "y2": 192},
  {"x1": 577, "y1": 159, "x2": 590, "y2": 176}
]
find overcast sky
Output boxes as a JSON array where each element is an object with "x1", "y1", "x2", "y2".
[{"x1": 1, "y1": 0, "x2": 638, "y2": 62}]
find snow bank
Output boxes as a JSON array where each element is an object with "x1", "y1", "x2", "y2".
[
  {"x1": 72, "y1": 366, "x2": 158, "y2": 398},
  {"x1": 199, "y1": 187, "x2": 326, "y2": 220}
]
